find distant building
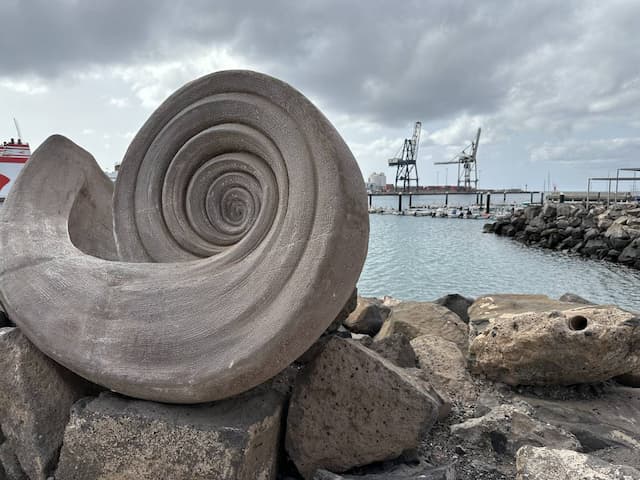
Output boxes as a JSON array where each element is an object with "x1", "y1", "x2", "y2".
[{"x1": 367, "y1": 172, "x2": 386, "y2": 192}]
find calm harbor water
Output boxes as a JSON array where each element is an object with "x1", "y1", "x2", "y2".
[{"x1": 358, "y1": 214, "x2": 640, "y2": 312}]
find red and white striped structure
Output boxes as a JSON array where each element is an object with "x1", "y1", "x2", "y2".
[{"x1": 0, "y1": 139, "x2": 31, "y2": 199}]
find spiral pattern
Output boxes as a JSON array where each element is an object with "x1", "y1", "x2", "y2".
[{"x1": 0, "y1": 70, "x2": 370, "y2": 403}]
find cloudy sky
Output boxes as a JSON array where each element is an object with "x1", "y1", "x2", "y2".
[{"x1": 2, "y1": 0, "x2": 639, "y2": 191}]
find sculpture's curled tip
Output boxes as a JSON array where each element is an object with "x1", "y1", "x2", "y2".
[{"x1": 0, "y1": 70, "x2": 369, "y2": 403}]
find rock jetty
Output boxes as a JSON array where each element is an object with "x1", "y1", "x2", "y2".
[
  {"x1": 1, "y1": 292, "x2": 640, "y2": 480},
  {"x1": 484, "y1": 202, "x2": 640, "y2": 268}
]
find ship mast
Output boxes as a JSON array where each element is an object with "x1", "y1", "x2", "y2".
[{"x1": 13, "y1": 118, "x2": 23, "y2": 140}]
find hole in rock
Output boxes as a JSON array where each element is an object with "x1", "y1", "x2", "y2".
[{"x1": 567, "y1": 315, "x2": 588, "y2": 331}]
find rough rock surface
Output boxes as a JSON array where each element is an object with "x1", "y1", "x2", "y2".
[
  {"x1": 0, "y1": 327, "x2": 90, "y2": 480},
  {"x1": 451, "y1": 403, "x2": 581, "y2": 458},
  {"x1": 516, "y1": 446, "x2": 640, "y2": 480},
  {"x1": 410, "y1": 335, "x2": 476, "y2": 403},
  {"x1": 343, "y1": 296, "x2": 389, "y2": 336},
  {"x1": 313, "y1": 462, "x2": 456, "y2": 479},
  {"x1": 55, "y1": 390, "x2": 284, "y2": 480},
  {"x1": 434, "y1": 293, "x2": 474, "y2": 323},
  {"x1": 468, "y1": 294, "x2": 579, "y2": 329},
  {"x1": 285, "y1": 337, "x2": 444, "y2": 479},
  {"x1": 375, "y1": 301, "x2": 468, "y2": 352},
  {"x1": 362, "y1": 333, "x2": 417, "y2": 368},
  {"x1": 0, "y1": 443, "x2": 27, "y2": 480},
  {"x1": 515, "y1": 385, "x2": 640, "y2": 467},
  {"x1": 469, "y1": 304, "x2": 640, "y2": 385}
]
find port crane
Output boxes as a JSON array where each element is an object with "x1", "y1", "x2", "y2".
[
  {"x1": 388, "y1": 121, "x2": 421, "y2": 192},
  {"x1": 434, "y1": 127, "x2": 481, "y2": 190}
]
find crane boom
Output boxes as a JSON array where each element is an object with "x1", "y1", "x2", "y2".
[{"x1": 13, "y1": 118, "x2": 23, "y2": 140}]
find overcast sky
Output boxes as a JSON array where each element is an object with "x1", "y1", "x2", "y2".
[{"x1": 2, "y1": 0, "x2": 639, "y2": 191}]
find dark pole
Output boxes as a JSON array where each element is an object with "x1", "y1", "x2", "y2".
[
  {"x1": 530, "y1": 192, "x2": 534, "y2": 203},
  {"x1": 409, "y1": 194, "x2": 413, "y2": 208},
  {"x1": 398, "y1": 193, "x2": 402, "y2": 212},
  {"x1": 503, "y1": 191, "x2": 507, "y2": 202},
  {"x1": 485, "y1": 193, "x2": 491, "y2": 214},
  {"x1": 445, "y1": 192, "x2": 449, "y2": 206},
  {"x1": 540, "y1": 192, "x2": 544, "y2": 204},
  {"x1": 368, "y1": 194, "x2": 372, "y2": 207}
]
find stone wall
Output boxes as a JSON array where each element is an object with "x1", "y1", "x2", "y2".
[{"x1": 484, "y1": 202, "x2": 640, "y2": 268}]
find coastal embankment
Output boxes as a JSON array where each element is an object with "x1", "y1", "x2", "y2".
[{"x1": 484, "y1": 202, "x2": 640, "y2": 269}]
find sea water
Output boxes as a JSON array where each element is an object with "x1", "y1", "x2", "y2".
[{"x1": 358, "y1": 213, "x2": 640, "y2": 312}]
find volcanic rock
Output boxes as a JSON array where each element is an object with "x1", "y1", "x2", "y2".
[
  {"x1": 433, "y1": 293, "x2": 474, "y2": 323},
  {"x1": 285, "y1": 337, "x2": 444, "y2": 478},
  {"x1": 451, "y1": 403, "x2": 580, "y2": 459},
  {"x1": 375, "y1": 301, "x2": 468, "y2": 352},
  {"x1": 55, "y1": 390, "x2": 284, "y2": 480},
  {"x1": 516, "y1": 446, "x2": 640, "y2": 480},
  {"x1": 410, "y1": 334, "x2": 476, "y2": 403},
  {"x1": 469, "y1": 305, "x2": 640, "y2": 385},
  {"x1": 363, "y1": 333, "x2": 417, "y2": 368},
  {"x1": 343, "y1": 296, "x2": 388, "y2": 336},
  {"x1": 0, "y1": 327, "x2": 90, "y2": 480}
]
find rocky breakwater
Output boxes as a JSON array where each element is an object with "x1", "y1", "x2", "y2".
[
  {"x1": 484, "y1": 202, "x2": 640, "y2": 268},
  {"x1": 2, "y1": 292, "x2": 640, "y2": 480}
]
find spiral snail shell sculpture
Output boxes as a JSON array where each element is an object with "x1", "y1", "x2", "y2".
[{"x1": 0, "y1": 71, "x2": 369, "y2": 403}]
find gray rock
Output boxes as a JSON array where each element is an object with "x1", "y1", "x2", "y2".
[
  {"x1": 343, "y1": 296, "x2": 387, "y2": 336},
  {"x1": 451, "y1": 404, "x2": 581, "y2": 458},
  {"x1": 0, "y1": 70, "x2": 369, "y2": 404},
  {"x1": 375, "y1": 301, "x2": 468, "y2": 352},
  {"x1": 55, "y1": 389, "x2": 284, "y2": 480},
  {"x1": 516, "y1": 446, "x2": 640, "y2": 480},
  {"x1": 285, "y1": 337, "x2": 443, "y2": 479},
  {"x1": 0, "y1": 328, "x2": 90, "y2": 480},
  {"x1": 620, "y1": 237, "x2": 640, "y2": 264},
  {"x1": 313, "y1": 462, "x2": 456, "y2": 479},
  {"x1": 433, "y1": 293, "x2": 474, "y2": 323},
  {"x1": 515, "y1": 386, "x2": 640, "y2": 466},
  {"x1": 410, "y1": 334, "x2": 476, "y2": 403},
  {"x1": 0, "y1": 443, "x2": 27, "y2": 480},
  {"x1": 558, "y1": 293, "x2": 594, "y2": 304},
  {"x1": 366, "y1": 333, "x2": 417, "y2": 368},
  {"x1": 583, "y1": 237, "x2": 608, "y2": 256}
]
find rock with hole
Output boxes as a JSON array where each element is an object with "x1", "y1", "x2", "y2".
[{"x1": 469, "y1": 304, "x2": 640, "y2": 385}]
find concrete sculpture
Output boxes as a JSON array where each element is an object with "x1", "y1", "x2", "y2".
[{"x1": 0, "y1": 70, "x2": 369, "y2": 403}]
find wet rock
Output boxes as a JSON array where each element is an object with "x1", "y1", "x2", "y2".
[
  {"x1": 0, "y1": 328, "x2": 91, "y2": 480},
  {"x1": 343, "y1": 297, "x2": 388, "y2": 336},
  {"x1": 364, "y1": 333, "x2": 417, "y2": 368},
  {"x1": 410, "y1": 334, "x2": 476, "y2": 403},
  {"x1": 433, "y1": 293, "x2": 474, "y2": 323},
  {"x1": 469, "y1": 305, "x2": 640, "y2": 385},
  {"x1": 285, "y1": 337, "x2": 443, "y2": 479},
  {"x1": 313, "y1": 462, "x2": 456, "y2": 479},
  {"x1": 516, "y1": 446, "x2": 640, "y2": 480},
  {"x1": 375, "y1": 301, "x2": 468, "y2": 352},
  {"x1": 583, "y1": 237, "x2": 608, "y2": 256},
  {"x1": 451, "y1": 404, "x2": 580, "y2": 459},
  {"x1": 558, "y1": 293, "x2": 593, "y2": 304},
  {"x1": 55, "y1": 389, "x2": 284, "y2": 480}
]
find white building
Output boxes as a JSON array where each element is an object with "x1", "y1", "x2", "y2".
[{"x1": 368, "y1": 172, "x2": 386, "y2": 190}]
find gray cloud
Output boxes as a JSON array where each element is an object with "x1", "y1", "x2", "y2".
[{"x1": 1, "y1": 0, "x2": 639, "y2": 189}]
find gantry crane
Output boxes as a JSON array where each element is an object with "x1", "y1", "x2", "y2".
[
  {"x1": 434, "y1": 127, "x2": 481, "y2": 191},
  {"x1": 388, "y1": 121, "x2": 421, "y2": 192}
]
